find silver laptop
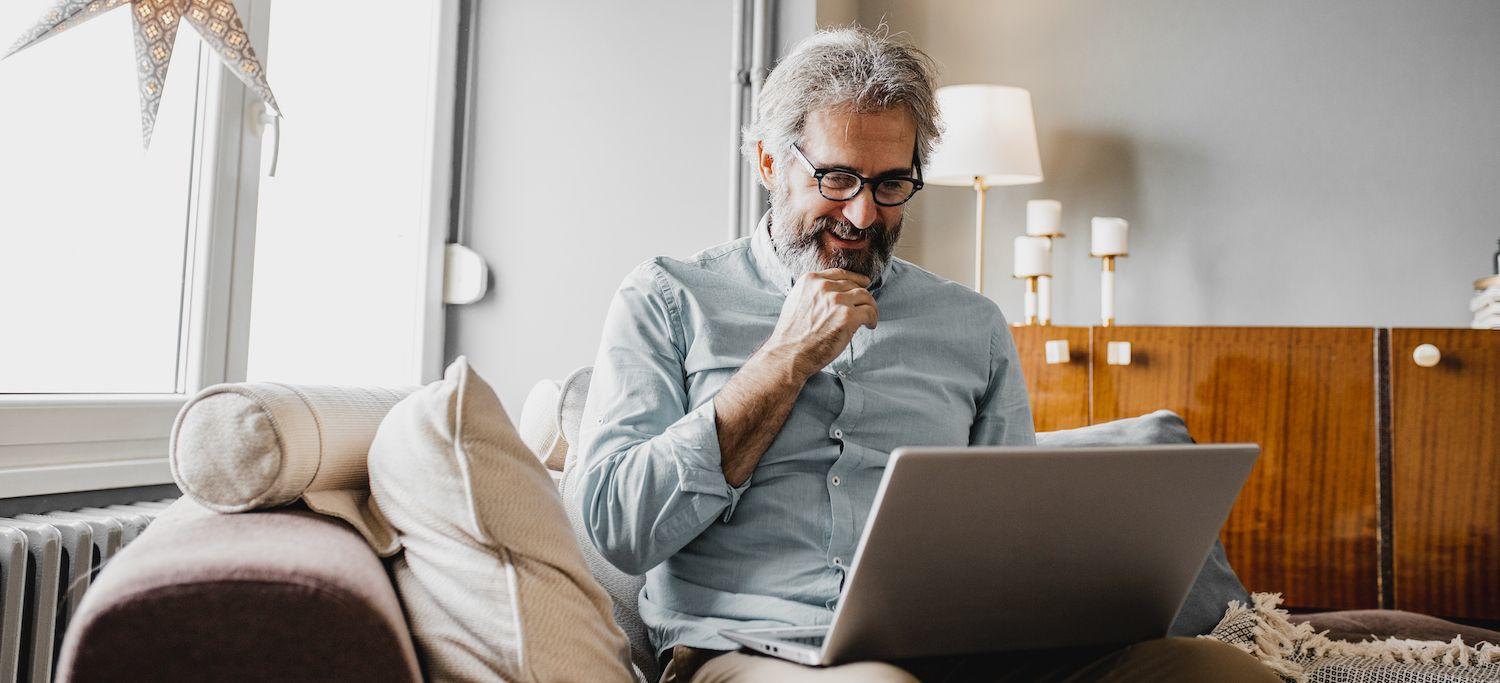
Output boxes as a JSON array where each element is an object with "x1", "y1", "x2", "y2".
[{"x1": 720, "y1": 443, "x2": 1259, "y2": 666}]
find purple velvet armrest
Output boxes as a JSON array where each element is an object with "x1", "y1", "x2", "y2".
[{"x1": 57, "y1": 499, "x2": 421, "y2": 683}]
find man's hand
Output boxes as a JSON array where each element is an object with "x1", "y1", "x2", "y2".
[
  {"x1": 713, "y1": 268, "x2": 878, "y2": 486},
  {"x1": 762, "y1": 268, "x2": 878, "y2": 379}
]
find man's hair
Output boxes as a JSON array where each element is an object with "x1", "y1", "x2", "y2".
[{"x1": 742, "y1": 26, "x2": 943, "y2": 180}]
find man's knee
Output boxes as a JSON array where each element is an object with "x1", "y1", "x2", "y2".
[
  {"x1": 692, "y1": 652, "x2": 918, "y2": 683},
  {"x1": 1105, "y1": 637, "x2": 1277, "y2": 682}
]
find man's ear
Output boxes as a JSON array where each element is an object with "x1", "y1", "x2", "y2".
[{"x1": 755, "y1": 140, "x2": 776, "y2": 189}]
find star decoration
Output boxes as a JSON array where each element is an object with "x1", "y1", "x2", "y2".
[{"x1": 5, "y1": 0, "x2": 281, "y2": 147}]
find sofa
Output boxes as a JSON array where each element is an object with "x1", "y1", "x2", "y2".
[{"x1": 55, "y1": 372, "x2": 1500, "y2": 682}]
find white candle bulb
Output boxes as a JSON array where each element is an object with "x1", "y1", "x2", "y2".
[
  {"x1": 1091, "y1": 217, "x2": 1129, "y2": 256},
  {"x1": 1027, "y1": 199, "x2": 1062, "y2": 236},
  {"x1": 1013, "y1": 235, "x2": 1051, "y2": 277}
]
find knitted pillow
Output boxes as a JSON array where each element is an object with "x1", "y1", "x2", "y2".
[
  {"x1": 170, "y1": 382, "x2": 414, "y2": 555},
  {"x1": 367, "y1": 357, "x2": 637, "y2": 682}
]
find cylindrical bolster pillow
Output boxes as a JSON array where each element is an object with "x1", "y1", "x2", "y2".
[{"x1": 170, "y1": 383, "x2": 415, "y2": 555}]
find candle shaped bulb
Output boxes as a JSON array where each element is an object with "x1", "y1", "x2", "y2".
[
  {"x1": 1026, "y1": 199, "x2": 1062, "y2": 236},
  {"x1": 1091, "y1": 217, "x2": 1129, "y2": 256},
  {"x1": 1013, "y1": 235, "x2": 1051, "y2": 278}
]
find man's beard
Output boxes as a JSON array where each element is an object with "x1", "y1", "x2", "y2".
[{"x1": 767, "y1": 186, "x2": 902, "y2": 280}]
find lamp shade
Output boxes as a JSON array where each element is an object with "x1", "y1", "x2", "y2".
[{"x1": 925, "y1": 84, "x2": 1043, "y2": 187}]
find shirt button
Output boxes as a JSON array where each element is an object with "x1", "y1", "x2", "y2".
[
  {"x1": 832, "y1": 557, "x2": 844, "y2": 567},
  {"x1": 831, "y1": 475, "x2": 841, "y2": 487},
  {"x1": 830, "y1": 427, "x2": 843, "y2": 439}
]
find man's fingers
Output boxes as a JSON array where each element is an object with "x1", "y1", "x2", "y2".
[
  {"x1": 850, "y1": 302, "x2": 879, "y2": 330},
  {"x1": 812, "y1": 268, "x2": 872, "y2": 287},
  {"x1": 832, "y1": 289, "x2": 875, "y2": 308}
]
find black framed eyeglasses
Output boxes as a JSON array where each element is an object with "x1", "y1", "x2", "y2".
[{"x1": 790, "y1": 143, "x2": 925, "y2": 207}]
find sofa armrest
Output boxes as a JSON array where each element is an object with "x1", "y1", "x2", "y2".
[{"x1": 57, "y1": 499, "x2": 421, "y2": 682}]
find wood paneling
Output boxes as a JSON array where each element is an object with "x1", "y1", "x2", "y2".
[
  {"x1": 1009, "y1": 325, "x2": 1091, "y2": 432},
  {"x1": 1091, "y1": 327, "x2": 1379, "y2": 610},
  {"x1": 1391, "y1": 329, "x2": 1500, "y2": 620}
]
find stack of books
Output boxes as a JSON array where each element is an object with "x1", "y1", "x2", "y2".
[{"x1": 1474, "y1": 275, "x2": 1500, "y2": 329}]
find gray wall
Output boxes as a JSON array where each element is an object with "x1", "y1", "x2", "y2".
[
  {"x1": 840, "y1": 0, "x2": 1500, "y2": 328},
  {"x1": 448, "y1": 1, "x2": 734, "y2": 411}
]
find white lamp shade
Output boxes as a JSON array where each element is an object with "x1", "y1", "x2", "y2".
[{"x1": 925, "y1": 84, "x2": 1044, "y2": 187}]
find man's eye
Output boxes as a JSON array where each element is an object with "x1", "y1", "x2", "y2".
[{"x1": 821, "y1": 173, "x2": 859, "y2": 191}]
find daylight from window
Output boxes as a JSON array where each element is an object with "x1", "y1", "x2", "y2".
[{"x1": 0, "y1": 2, "x2": 199, "y2": 394}]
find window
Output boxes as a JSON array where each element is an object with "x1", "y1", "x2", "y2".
[
  {"x1": 244, "y1": 0, "x2": 452, "y2": 387},
  {"x1": 0, "y1": 3, "x2": 201, "y2": 394},
  {"x1": 0, "y1": 0, "x2": 460, "y2": 497}
]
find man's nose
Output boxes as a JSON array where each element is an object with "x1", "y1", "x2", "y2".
[{"x1": 841, "y1": 187, "x2": 879, "y2": 230}]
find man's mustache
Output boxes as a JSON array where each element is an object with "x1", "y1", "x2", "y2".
[{"x1": 812, "y1": 217, "x2": 885, "y2": 243}]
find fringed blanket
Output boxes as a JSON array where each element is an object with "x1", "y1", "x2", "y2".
[{"x1": 1205, "y1": 593, "x2": 1500, "y2": 682}]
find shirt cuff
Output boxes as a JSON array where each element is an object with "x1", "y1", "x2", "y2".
[{"x1": 670, "y1": 399, "x2": 748, "y2": 522}]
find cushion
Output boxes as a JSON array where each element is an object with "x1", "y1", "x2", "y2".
[
  {"x1": 558, "y1": 366, "x2": 660, "y2": 681},
  {"x1": 518, "y1": 378, "x2": 568, "y2": 470},
  {"x1": 169, "y1": 382, "x2": 414, "y2": 555},
  {"x1": 367, "y1": 356, "x2": 636, "y2": 682},
  {"x1": 1037, "y1": 409, "x2": 1251, "y2": 637}
]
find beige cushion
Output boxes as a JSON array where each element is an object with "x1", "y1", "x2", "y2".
[
  {"x1": 169, "y1": 382, "x2": 413, "y2": 555},
  {"x1": 518, "y1": 378, "x2": 567, "y2": 470},
  {"x1": 368, "y1": 356, "x2": 636, "y2": 682}
]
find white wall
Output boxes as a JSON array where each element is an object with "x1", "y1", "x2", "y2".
[
  {"x1": 844, "y1": 0, "x2": 1500, "y2": 328},
  {"x1": 447, "y1": 1, "x2": 734, "y2": 411}
]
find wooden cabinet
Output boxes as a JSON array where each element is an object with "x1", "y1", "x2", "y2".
[
  {"x1": 1009, "y1": 326, "x2": 1090, "y2": 431},
  {"x1": 1390, "y1": 329, "x2": 1500, "y2": 620},
  {"x1": 1010, "y1": 325, "x2": 1497, "y2": 620},
  {"x1": 1091, "y1": 327, "x2": 1379, "y2": 611}
]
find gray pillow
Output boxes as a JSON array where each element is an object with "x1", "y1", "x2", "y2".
[{"x1": 1037, "y1": 409, "x2": 1252, "y2": 636}]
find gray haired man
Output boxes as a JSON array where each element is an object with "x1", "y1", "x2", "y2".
[{"x1": 576, "y1": 26, "x2": 1276, "y2": 683}]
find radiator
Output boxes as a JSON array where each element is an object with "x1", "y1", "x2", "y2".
[{"x1": 0, "y1": 498, "x2": 175, "y2": 683}]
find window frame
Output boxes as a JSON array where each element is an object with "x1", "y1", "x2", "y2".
[{"x1": 0, "y1": 0, "x2": 461, "y2": 497}]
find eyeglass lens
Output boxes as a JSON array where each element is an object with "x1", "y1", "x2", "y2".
[{"x1": 819, "y1": 171, "x2": 918, "y2": 206}]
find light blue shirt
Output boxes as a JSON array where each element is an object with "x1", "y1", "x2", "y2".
[{"x1": 576, "y1": 217, "x2": 1035, "y2": 654}]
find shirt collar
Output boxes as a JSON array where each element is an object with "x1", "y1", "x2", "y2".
[{"x1": 750, "y1": 212, "x2": 892, "y2": 295}]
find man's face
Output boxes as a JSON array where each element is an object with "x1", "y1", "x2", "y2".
[{"x1": 762, "y1": 107, "x2": 917, "y2": 280}]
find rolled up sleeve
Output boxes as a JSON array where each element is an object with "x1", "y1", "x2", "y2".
[
  {"x1": 576, "y1": 262, "x2": 746, "y2": 576},
  {"x1": 969, "y1": 312, "x2": 1037, "y2": 447}
]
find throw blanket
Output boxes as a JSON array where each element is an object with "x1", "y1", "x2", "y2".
[{"x1": 1206, "y1": 593, "x2": 1500, "y2": 682}]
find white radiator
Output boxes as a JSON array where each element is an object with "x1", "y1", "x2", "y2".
[{"x1": 0, "y1": 498, "x2": 175, "y2": 683}]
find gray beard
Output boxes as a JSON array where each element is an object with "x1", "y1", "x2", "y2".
[{"x1": 767, "y1": 189, "x2": 901, "y2": 281}]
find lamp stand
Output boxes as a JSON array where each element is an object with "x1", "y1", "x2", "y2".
[{"x1": 972, "y1": 176, "x2": 988, "y2": 293}]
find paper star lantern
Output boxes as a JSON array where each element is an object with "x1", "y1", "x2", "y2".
[{"x1": 5, "y1": 0, "x2": 281, "y2": 147}]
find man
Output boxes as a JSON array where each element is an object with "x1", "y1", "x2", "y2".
[{"x1": 577, "y1": 27, "x2": 1275, "y2": 683}]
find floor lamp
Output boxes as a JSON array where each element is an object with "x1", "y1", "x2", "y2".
[{"x1": 925, "y1": 85, "x2": 1044, "y2": 295}]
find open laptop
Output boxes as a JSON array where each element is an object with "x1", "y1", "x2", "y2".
[{"x1": 720, "y1": 443, "x2": 1259, "y2": 666}]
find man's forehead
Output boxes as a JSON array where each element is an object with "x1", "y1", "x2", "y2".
[{"x1": 801, "y1": 107, "x2": 917, "y2": 170}]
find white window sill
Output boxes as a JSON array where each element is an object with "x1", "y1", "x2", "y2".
[{"x1": 0, "y1": 394, "x2": 182, "y2": 497}]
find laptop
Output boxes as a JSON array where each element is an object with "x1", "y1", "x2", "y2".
[{"x1": 720, "y1": 443, "x2": 1259, "y2": 666}]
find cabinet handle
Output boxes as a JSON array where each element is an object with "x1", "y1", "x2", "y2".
[
  {"x1": 1045, "y1": 339, "x2": 1071, "y2": 365},
  {"x1": 1413, "y1": 343, "x2": 1441, "y2": 368},
  {"x1": 1107, "y1": 341, "x2": 1132, "y2": 366}
]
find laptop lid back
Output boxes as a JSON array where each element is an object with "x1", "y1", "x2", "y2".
[{"x1": 820, "y1": 444, "x2": 1258, "y2": 664}]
